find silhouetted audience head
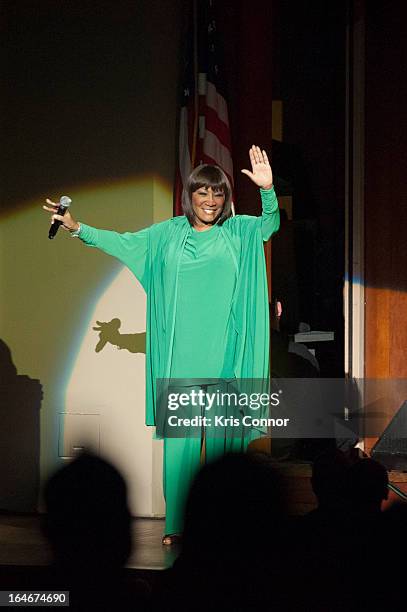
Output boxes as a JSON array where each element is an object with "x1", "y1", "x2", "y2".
[
  {"x1": 347, "y1": 458, "x2": 388, "y2": 512},
  {"x1": 384, "y1": 501, "x2": 407, "y2": 539},
  {"x1": 0, "y1": 338, "x2": 17, "y2": 380},
  {"x1": 43, "y1": 451, "x2": 132, "y2": 573},
  {"x1": 181, "y1": 452, "x2": 285, "y2": 562},
  {"x1": 156, "y1": 452, "x2": 288, "y2": 611},
  {"x1": 311, "y1": 448, "x2": 351, "y2": 509}
]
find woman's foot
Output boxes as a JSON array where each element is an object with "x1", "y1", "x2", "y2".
[{"x1": 162, "y1": 533, "x2": 182, "y2": 546}]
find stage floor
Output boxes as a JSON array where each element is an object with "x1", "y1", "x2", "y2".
[
  {"x1": 1, "y1": 463, "x2": 405, "y2": 574},
  {"x1": 0, "y1": 515, "x2": 177, "y2": 571}
]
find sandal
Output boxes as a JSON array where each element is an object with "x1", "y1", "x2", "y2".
[{"x1": 162, "y1": 533, "x2": 182, "y2": 546}]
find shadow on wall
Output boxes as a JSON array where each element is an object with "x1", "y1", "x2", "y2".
[
  {"x1": 92, "y1": 319, "x2": 146, "y2": 354},
  {"x1": 0, "y1": 339, "x2": 42, "y2": 512}
]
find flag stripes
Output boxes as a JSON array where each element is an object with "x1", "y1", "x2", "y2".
[{"x1": 174, "y1": 0, "x2": 234, "y2": 216}]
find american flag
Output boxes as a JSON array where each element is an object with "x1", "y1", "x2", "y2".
[{"x1": 174, "y1": 0, "x2": 234, "y2": 216}]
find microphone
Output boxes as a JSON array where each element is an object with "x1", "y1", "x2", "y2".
[{"x1": 48, "y1": 195, "x2": 72, "y2": 240}]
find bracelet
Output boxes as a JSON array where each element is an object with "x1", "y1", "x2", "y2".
[{"x1": 70, "y1": 222, "x2": 81, "y2": 237}]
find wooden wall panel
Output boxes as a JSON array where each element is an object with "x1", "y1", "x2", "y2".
[
  {"x1": 390, "y1": 292, "x2": 407, "y2": 377},
  {"x1": 365, "y1": 287, "x2": 390, "y2": 378},
  {"x1": 364, "y1": 1, "x2": 407, "y2": 447}
]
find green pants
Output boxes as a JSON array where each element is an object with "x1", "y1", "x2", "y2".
[{"x1": 163, "y1": 431, "x2": 259, "y2": 535}]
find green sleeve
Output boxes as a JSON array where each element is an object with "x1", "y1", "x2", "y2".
[
  {"x1": 78, "y1": 223, "x2": 150, "y2": 287},
  {"x1": 260, "y1": 186, "x2": 280, "y2": 241}
]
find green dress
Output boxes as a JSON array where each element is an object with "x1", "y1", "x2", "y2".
[
  {"x1": 171, "y1": 224, "x2": 237, "y2": 378},
  {"x1": 78, "y1": 187, "x2": 279, "y2": 533}
]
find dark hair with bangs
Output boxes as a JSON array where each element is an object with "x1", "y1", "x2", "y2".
[{"x1": 181, "y1": 164, "x2": 233, "y2": 226}]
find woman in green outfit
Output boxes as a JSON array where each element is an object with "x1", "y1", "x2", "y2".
[{"x1": 43, "y1": 145, "x2": 280, "y2": 545}]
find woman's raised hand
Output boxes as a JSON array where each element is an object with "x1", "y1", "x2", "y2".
[
  {"x1": 42, "y1": 198, "x2": 79, "y2": 233},
  {"x1": 241, "y1": 145, "x2": 273, "y2": 190}
]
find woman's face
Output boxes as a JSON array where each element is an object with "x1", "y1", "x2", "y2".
[{"x1": 191, "y1": 186, "x2": 225, "y2": 229}]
